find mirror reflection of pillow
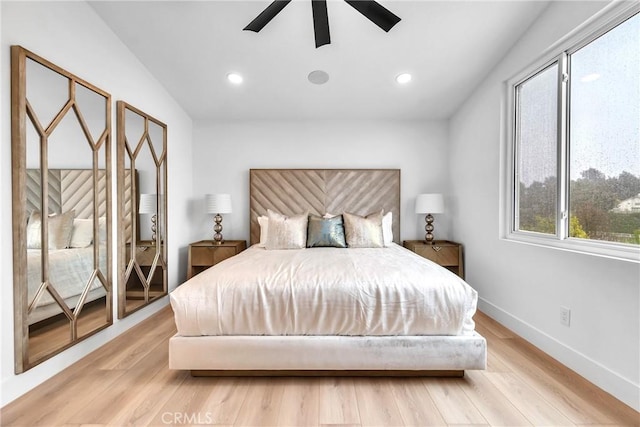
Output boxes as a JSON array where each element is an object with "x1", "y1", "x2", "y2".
[
  {"x1": 26, "y1": 211, "x2": 41, "y2": 249},
  {"x1": 26, "y1": 210, "x2": 76, "y2": 250},
  {"x1": 98, "y1": 217, "x2": 107, "y2": 243},
  {"x1": 70, "y1": 218, "x2": 94, "y2": 248}
]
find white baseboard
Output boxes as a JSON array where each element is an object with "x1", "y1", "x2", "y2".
[{"x1": 478, "y1": 297, "x2": 640, "y2": 412}]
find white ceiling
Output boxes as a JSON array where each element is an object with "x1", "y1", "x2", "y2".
[{"x1": 90, "y1": 0, "x2": 549, "y2": 121}]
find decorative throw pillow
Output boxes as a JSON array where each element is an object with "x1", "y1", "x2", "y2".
[
  {"x1": 382, "y1": 211, "x2": 393, "y2": 246},
  {"x1": 306, "y1": 214, "x2": 347, "y2": 248},
  {"x1": 70, "y1": 218, "x2": 94, "y2": 248},
  {"x1": 26, "y1": 210, "x2": 76, "y2": 250},
  {"x1": 257, "y1": 215, "x2": 269, "y2": 247},
  {"x1": 26, "y1": 211, "x2": 41, "y2": 249},
  {"x1": 265, "y1": 209, "x2": 308, "y2": 250},
  {"x1": 98, "y1": 217, "x2": 107, "y2": 244},
  {"x1": 343, "y1": 211, "x2": 384, "y2": 248}
]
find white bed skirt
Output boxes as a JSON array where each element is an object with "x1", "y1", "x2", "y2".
[{"x1": 169, "y1": 332, "x2": 487, "y2": 372}]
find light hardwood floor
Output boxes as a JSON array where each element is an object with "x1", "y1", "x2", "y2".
[{"x1": 2, "y1": 306, "x2": 638, "y2": 426}]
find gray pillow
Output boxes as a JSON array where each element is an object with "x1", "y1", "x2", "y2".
[{"x1": 306, "y1": 214, "x2": 347, "y2": 248}]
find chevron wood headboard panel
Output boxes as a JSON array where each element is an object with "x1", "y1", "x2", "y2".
[{"x1": 249, "y1": 169, "x2": 400, "y2": 246}]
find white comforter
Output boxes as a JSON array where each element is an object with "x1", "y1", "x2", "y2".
[{"x1": 171, "y1": 243, "x2": 478, "y2": 337}]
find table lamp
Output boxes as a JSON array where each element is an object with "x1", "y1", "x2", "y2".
[
  {"x1": 205, "y1": 194, "x2": 232, "y2": 244},
  {"x1": 415, "y1": 193, "x2": 444, "y2": 244},
  {"x1": 138, "y1": 193, "x2": 158, "y2": 241}
]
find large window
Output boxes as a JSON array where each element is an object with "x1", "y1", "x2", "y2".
[{"x1": 509, "y1": 8, "x2": 639, "y2": 260}]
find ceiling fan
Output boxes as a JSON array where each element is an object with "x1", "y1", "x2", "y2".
[{"x1": 244, "y1": 0, "x2": 401, "y2": 48}]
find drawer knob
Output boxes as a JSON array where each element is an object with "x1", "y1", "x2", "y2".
[{"x1": 432, "y1": 245, "x2": 442, "y2": 252}]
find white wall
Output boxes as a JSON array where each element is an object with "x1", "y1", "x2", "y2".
[
  {"x1": 449, "y1": 1, "x2": 639, "y2": 410},
  {"x1": 1, "y1": 1, "x2": 194, "y2": 406},
  {"x1": 192, "y1": 120, "x2": 450, "y2": 244}
]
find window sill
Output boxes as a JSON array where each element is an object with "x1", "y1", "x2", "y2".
[{"x1": 503, "y1": 232, "x2": 640, "y2": 263}]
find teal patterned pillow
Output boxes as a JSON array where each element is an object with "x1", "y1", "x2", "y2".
[{"x1": 306, "y1": 214, "x2": 347, "y2": 248}]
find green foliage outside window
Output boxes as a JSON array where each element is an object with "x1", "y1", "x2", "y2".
[{"x1": 519, "y1": 169, "x2": 640, "y2": 245}]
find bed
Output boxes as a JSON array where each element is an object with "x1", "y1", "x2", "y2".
[{"x1": 169, "y1": 169, "x2": 486, "y2": 375}]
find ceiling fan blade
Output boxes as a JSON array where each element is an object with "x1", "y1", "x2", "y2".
[
  {"x1": 344, "y1": 0, "x2": 401, "y2": 32},
  {"x1": 244, "y1": 0, "x2": 292, "y2": 33},
  {"x1": 312, "y1": 0, "x2": 331, "y2": 48}
]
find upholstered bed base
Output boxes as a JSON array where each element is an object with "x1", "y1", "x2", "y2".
[{"x1": 169, "y1": 332, "x2": 487, "y2": 375}]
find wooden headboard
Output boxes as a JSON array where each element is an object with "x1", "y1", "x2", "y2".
[{"x1": 249, "y1": 169, "x2": 401, "y2": 245}]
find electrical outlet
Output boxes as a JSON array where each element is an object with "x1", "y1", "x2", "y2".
[{"x1": 560, "y1": 306, "x2": 571, "y2": 327}]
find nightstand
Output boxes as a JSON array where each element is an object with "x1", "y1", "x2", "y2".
[
  {"x1": 187, "y1": 240, "x2": 247, "y2": 279},
  {"x1": 403, "y1": 240, "x2": 464, "y2": 279},
  {"x1": 128, "y1": 241, "x2": 158, "y2": 266},
  {"x1": 125, "y1": 240, "x2": 165, "y2": 297}
]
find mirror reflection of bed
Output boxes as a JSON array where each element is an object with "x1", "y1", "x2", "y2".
[{"x1": 25, "y1": 169, "x2": 112, "y2": 363}]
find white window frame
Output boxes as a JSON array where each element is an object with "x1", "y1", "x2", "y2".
[{"x1": 503, "y1": 2, "x2": 640, "y2": 263}]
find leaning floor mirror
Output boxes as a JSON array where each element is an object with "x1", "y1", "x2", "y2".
[
  {"x1": 11, "y1": 46, "x2": 112, "y2": 372},
  {"x1": 117, "y1": 101, "x2": 168, "y2": 318}
]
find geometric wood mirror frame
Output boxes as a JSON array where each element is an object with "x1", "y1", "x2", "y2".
[
  {"x1": 117, "y1": 101, "x2": 168, "y2": 318},
  {"x1": 11, "y1": 45, "x2": 113, "y2": 373}
]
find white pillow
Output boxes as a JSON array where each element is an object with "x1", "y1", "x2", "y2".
[
  {"x1": 26, "y1": 211, "x2": 41, "y2": 249},
  {"x1": 257, "y1": 215, "x2": 268, "y2": 247},
  {"x1": 69, "y1": 218, "x2": 94, "y2": 248},
  {"x1": 265, "y1": 209, "x2": 308, "y2": 250},
  {"x1": 26, "y1": 210, "x2": 76, "y2": 250},
  {"x1": 98, "y1": 217, "x2": 107, "y2": 244},
  {"x1": 382, "y1": 211, "x2": 393, "y2": 246}
]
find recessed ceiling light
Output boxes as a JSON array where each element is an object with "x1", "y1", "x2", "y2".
[
  {"x1": 580, "y1": 73, "x2": 601, "y2": 83},
  {"x1": 396, "y1": 73, "x2": 412, "y2": 84},
  {"x1": 308, "y1": 70, "x2": 330, "y2": 85},
  {"x1": 227, "y1": 73, "x2": 243, "y2": 84}
]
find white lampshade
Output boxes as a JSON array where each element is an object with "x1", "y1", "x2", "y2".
[
  {"x1": 138, "y1": 194, "x2": 157, "y2": 214},
  {"x1": 415, "y1": 193, "x2": 444, "y2": 214},
  {"x1": 205, "y1": 194, "x2": 232, "y2": 214}
]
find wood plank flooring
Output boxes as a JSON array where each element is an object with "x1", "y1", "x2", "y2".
[{"x1": 2, "y1": 306, "x2": 638, "y2": 426}]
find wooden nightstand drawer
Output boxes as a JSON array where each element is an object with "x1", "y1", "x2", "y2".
[
  {"x1": 187, "y1": 240, "x2": 247, "y2": 279},
  {"x1": 191, "y1": 246, "x2": 237, "y2": 266},
  {"x1": 126, "y1": 241, "x2": 158, "y2": 266},
  {"x1": 412, "y1": 245, "x2": 458, "y2": 266},
  {"x1": 403, "y1": 240, "x2": 464, "y2": 279}
]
